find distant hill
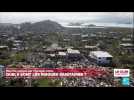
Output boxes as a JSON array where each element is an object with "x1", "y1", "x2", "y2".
[
  {"x1": 20, "y1": 20, "x2": 64, "y2": 33},
  {"x1": 0, "y1": 23, "x2": 20, "y2": 33},
  {"x1": 0, "y1": 23, "x2": 14, "y2": 27},
  {"x1": 86, "y1": 24, "x2": 96, "y2": 27},
  {"x1": 68, "y1": 22, "x2": 83, "y2": 26},
  {"x1": 0, "y1": 20, "x2": 132, "y2": 34}
]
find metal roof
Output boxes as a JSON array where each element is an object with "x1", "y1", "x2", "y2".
[
  {"x1": 58, "y1": 52, "x2": 66, "y2": 56},
  {"x1": 90, "y1": 51, "x2": 113, "y2": 58},
  {"x1": 120, "y1": 43, "x2": 133, "y2": 47},
  {"x1": 67, "y1": 48, "x2": 80, "y2": 54},
  {"x1": 0, "y1": 46, "x2": 8, "y2": 49},
  {"x1": 85, "y1": 45, "x2": 97, "y2": 49}
]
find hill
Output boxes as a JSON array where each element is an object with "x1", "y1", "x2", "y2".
[{"x1": 20, "y1": 20, "x2": 64, "y2": 33}]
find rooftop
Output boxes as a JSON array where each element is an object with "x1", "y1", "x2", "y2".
[
  {"x1": 120, "y1": 43, "x2": 134, "y2": 47},
  {"x1": 49, "y1": 54, "x2": 55, "y2": 57},
  {"x1": 122, "y1": 38, "x2": 132, "y2": 41},
  {"x1": 58, "y1": 52, "x2": 66, "y2": 56},
  {"x1": 72, "y1": 34, "x2": 81, "y2": 36},
  {"x1": 82, "y1": 40, "x2": 88, "y2": 42},
  {"x1": 90, "y1": 51, "x2": 113, "y2": 58},
  {"x1": 85, "y1": 45, "x2": 97, "y2": 49},
  {"x1": 67, "y1": 48, "x2": 80, "y2": 54},
  {"x1": 14, "y1": 40, "x2": 22, "y2": 43},
  {"x1": 81, "y1": 34, "x2": 88, "y2": 37},
  {"x1": 0, "y1": 46, "x2": 8, "y2": 49}
]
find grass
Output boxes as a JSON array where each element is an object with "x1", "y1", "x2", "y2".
[
  {"x1": 36, "y1": 78, "x2": 51, "y2": 87},
  {"x1": 36, "y1": 78, "x2": 62, "y2": 87}
]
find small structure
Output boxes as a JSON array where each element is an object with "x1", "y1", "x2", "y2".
[
  {"x1": 122, "y1": 38, "x2": 132, "y2": 43},
  {"x1": 81, "y1": 34, "x2": 88, "y2": 38},
  {"x1": 67, "y1": 48, "x2": 80, "y2": 54},
  {"x1": 57, "y1": 52, "x2": 67, "y2": 62},
  {"x1": 84, "y1": 45, "x2": 98, "y2": 51},
  {"x1": 58, "y1": 52, "x2": 67, "y2": 56},
  {"x1": 72, "y1": 34, "x2": 81, "y2": 36},
  {"x1": 0, "y1": 46, "x2": 8, "y2": 50},
  {"x1": 63, "y1": 39, "x2": 70, "y2": 41},
  {"x1": 120, "y1": 43, "x2": 133, "y2": 47},
  {"x1": 79, "y1": 45, "x2": 98, "y2": 56},
  {"x1": 14, "y1": 40, "x2": 22, "y2": 43},
  {"x1": 49, "y1": 54, "x2": 56, "y2": 57},
  {"x1": 81, "y1": 40, "x2": 88, "y2": 42}
]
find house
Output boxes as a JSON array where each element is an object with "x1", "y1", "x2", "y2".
[
  {"x1": 57, "y1": 52, "x2": 67, "y2": 61},
  {"x1": 67, "y1": 48, "x2": 80, "y2": 54},
  {"x1": 122, "y1": 38, "x2": 132, "y2": 43},
  {"x1": 89, "y1": 51, "x2": 113, "y2": 65},
  {"x1": 58, "y1": 52, "x2": 67, "y2": 56},
  {"x1": 81, "y1": 34, "x2": 88, "y2": 38},
  {"x1": 66, "y1": 48, "x2": 81, "y2": 61},
  {"x1": 120, "y1": 43, "x2": 134, "y2": 53},
  {"x1": 71, "y1": 34, "x2": 81, "y2": 40},
  {"x1": 0, "y1": 46, "x2": 8, "y2": 50},
  {"x1": 84, "y1": 45, "x2": 98, "y2": 51}
]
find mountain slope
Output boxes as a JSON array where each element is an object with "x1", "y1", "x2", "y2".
[{"x1": 20, "y1": 20, "x2": 64, "y2": 33}]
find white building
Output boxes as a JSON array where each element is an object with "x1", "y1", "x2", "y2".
[
  {"x1": 0, "y1": 46, "x2": 8, "y2": 50},
  {"x1": 58, "y1": 52, "x2": 67, "y2": 56},
  {"x1": 81, "y1": 34, "x2": 88, "y2": 38},
  {"x1": 67, "y1": 48, "x2": 80, "y2": 54},
  {"x1": 89, "y1": 51, "x2": 113, "y2": 65},
  {"x1": 120, "y1": 43, "x2": 133, "y2": 47}
]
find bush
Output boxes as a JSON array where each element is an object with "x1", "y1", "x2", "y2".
[{"x1": 120, "y1": 55, "x2": 134, "y2": 64}]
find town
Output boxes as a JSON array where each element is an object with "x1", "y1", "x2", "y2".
[{"x1": 0, "y1": 13, "x2": 134, "y2": 87}]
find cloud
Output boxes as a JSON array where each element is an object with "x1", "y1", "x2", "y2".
[{"x1": 0, "y1": 12, "x2": 133, "y2": 25}]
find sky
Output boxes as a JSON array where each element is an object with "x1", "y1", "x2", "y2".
[{"x1": 0, "y1": 12, "x2": 133, "y2": 27}]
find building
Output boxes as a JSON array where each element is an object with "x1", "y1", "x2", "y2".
[
  {"x1": 122, "y1": 38, "x2": 132, "y2": 43},
  {"x1": 120, "y1": 43, "x2": 134, "y2": 53},
  {"x1": 81, "y1": 34, "x2": 88, "y2": 38},
  {"x1": 67, "y1": 48, "x2": 80, "y2": 54},
  {"x1": 71, "y1": 34, "x2": 81, "y2": 41},
  {"x1": 119, "y1": 33, "x2": 134, "y2": 53},
  {"x1": 89, "y1": 51, "x2": 113, "y2": 65},
  {"x1": 0, "y1": 65, "x2": 5, "y2": 78},
  {"x1": 57, "y1": 52, "x2": 67, "y2": 62},
  {"x1": 84, "y1": 45, "x2": 98, "y2": 51},
  {"x1": 67, "y1": 48, "x2": 81, "y2": 61},
  {"x1": 58, "y1": 52, "x2": 67, "y2": 56},
  {"x1": 78, "y1": 45, "x2": 98, "y2": 56},
  {"x1": 0, "y1": 46, "x2": 8, "y2": 50}
]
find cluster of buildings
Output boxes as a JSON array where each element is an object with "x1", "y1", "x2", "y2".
[
  {"x1": 23, "y1": 41, "x2": 113, "y2": 68},
  {"x1": 119, "y1": 34, "x2": 134, "y2": 54},
  {"x1": 42, "y1": 43, "x2": 113, "y2": 67}
]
